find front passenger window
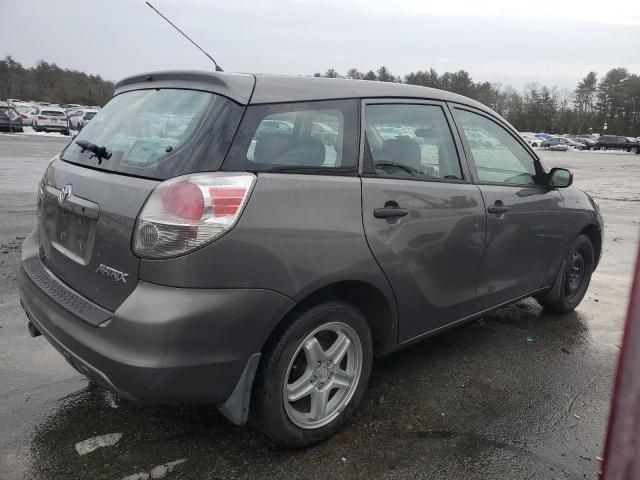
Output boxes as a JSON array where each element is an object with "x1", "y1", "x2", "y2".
[{"x1": 456, "y1": 109, "x2": 540, "y2": 186}]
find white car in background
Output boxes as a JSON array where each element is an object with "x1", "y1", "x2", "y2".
[
  {"x1": 13, "y1": 103, "x2": 38, "y2": 126},
  {"x1": 519, "y1": 132, "x2": 542, "y2": 148},
  {"x1": 69, "y1": 109, "x2": 99, "y2": 130},
  {"x1": 32, "y1": 107, "x2": 70, "y2": 135}
]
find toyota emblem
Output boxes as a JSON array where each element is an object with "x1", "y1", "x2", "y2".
[{"x1": 58, "y1": 184, "x2": 72, "y2": 205}]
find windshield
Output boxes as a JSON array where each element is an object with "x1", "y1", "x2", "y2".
[{"x1": 62, "y1": 88, "x2": 244, "y2": 179}]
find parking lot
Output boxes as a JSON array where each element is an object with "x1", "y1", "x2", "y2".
[{"x1": 0, "y1": 133, "x2": 638, "y2": 479}]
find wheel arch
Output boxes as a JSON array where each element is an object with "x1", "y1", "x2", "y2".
[
  {"x1": 580, "y1": 223, "x2": 602, "y2": 269},
  {"x1": 261, "y1": 280, "x2": 398, "y2": 358}
]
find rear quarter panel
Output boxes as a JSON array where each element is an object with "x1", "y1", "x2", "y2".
[{"x1": 139, "y1": 173, "x2": 398, "y2": 335}]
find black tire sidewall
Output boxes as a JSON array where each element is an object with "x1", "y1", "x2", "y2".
[
  {"x1": 542, "y1": 235, "x2": 595, "y2": 313},
  {"x1": 251, "y1": 301, "x2": 373, "y2": 448}
]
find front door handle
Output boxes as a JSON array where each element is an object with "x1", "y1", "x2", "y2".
[
  {"x1": 487, "y1": 202, "x2": 509, "y2": 215},
  {"x1": 374, "y1": 207, "x2": 408, "y2": 219}
]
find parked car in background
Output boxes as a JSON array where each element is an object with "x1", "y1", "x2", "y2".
[
  {"x1": 70, "y1": 109, "x2": 99, "y2": 130},
  {"x1": 521, "y1": 134, "x2": 542, "y2": 147},
  {"x1": 0, "y1": 102, "x2": 24, "y2": 132},
  {"x1": 593, "y1": 135, "x2": 640, "y2": 153},
  {"x1": 32, "y1": 107, "x2": 70, "y2": 135},
  {"x1": 566, "y1": 135, "x2": 596, "y2": 149},
  {"x1": 13, "y1": 104, "x2": 38, "y2": 126},
  {"x1": 542, "y1": 136, "x2": 586, "y2": 150},
  {"x1": 536, "y1": 133, "x2": 553, "y2": 141},
  {"x1": 255, "y1": 119, "x2": 293, "y2": 136},
  {"x1": 18, "y1": 71, "x2": 604, "y2": 448}
]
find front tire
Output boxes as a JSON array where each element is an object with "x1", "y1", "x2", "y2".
[
  {"x1": 251, "y1": 301, "x2": 373, "y2": 448},
  {"x1": 537, "y1": 235, "x2": 594, "y2": 313}
]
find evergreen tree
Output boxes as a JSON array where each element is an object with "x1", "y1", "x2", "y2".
[
  {"x1": 324, "y1": 68, "x2": 341, "y2": 78},
  {"x1": 376, "y1": 66, "x2": 395, "y2": 82},
  {"x1": 346, "y1": 68, "x2": 363, "y2": 80},
  {"x1": 363, "y1": 70, "x2": 377, "y2": 81}
]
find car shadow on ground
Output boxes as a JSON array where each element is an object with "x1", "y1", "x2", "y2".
[{"x1": 27, "y1": 300, "x2": 603, "y2": 480}]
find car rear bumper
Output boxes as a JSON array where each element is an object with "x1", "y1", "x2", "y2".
[
  {"x1": 38, "y1": 124, "x2": 68, "y2": 131},
  {"x1": 0, "y1": 122, "x2": 22, "y2": 130},
  {"x1": 18, "y1": 231, "x2": 295, "y2": 406}
]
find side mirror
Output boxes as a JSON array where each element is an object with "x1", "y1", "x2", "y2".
[{"x1": 548, "y1": 167, "x2": 573, "y2": 188}]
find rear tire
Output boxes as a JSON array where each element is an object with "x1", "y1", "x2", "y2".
[
  {"x1": 33, "y1": 122, "x2": 41, "y2": 132},
  {"x1": 251, "y1": 301, "x2": 373, "y2": 448},
  {"x1": 537, "y1": 235, "x2": 594, "y2": 313}
]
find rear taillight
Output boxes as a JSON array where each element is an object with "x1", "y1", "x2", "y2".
[
  {"x1": 20, "y1": 114, "x2": 28, "y2": 119},
  {"x1": 37, "y1": 115, "x2": 46, "y2": 120},
  {"x1": 60, "y1": 117, "x2": 67, "y2": 121},
  {"x1": 132, "y1": 172, "x2": 256, "y2": 259}
]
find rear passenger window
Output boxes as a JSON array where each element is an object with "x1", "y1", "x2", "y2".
[
  {"x1": 223, "y1": 100, "x2": 358, "y2": 173},
  {"x1": 456, "y1": 109, "x2": 541, "y2": 186},
  {"x1": 363, "y1": 104, "x2": 463, "y2": 181}
]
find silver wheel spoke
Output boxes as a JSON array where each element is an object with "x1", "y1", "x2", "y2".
[
  {"x1": 326, "y1": 332, "x2": 350, "y2": 365},
  {"x1": 286, "y1": 371, "x2": 315, "y2": 402},
  {"x1": 310, "y1": 388, "x2": 330, "y2": 420},
  {"x1": 303, "y1": 337, "x2": 326, "y2": 365},
  {"x1": 331, "y1": 368, "x2": 353, "y2": 389},
  {"x1": 283, "y1": 321, "x2": 363, "y2": 429}
]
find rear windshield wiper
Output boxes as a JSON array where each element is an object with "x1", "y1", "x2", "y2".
[{"x1": 75, "y1": 140, "x2": 112, "y2": 164}]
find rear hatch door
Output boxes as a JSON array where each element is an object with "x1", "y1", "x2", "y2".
[
  {"x1": 39, "y1": 82, "x2": 249, "y2": 313},
  {"x1": 40, "y1": 162, "x2": 157, "y2": 312}
]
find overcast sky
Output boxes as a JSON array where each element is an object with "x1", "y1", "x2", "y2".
[{"x1": 2, "y1": 0, "x2": 639, "y2": 89}]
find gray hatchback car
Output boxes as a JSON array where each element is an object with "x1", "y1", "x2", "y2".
[{"x1": 18, "y1": 71, "x2": 604, "y2": 447}]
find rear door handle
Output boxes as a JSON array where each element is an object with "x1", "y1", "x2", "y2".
[
  {"x1": 374, "y1": 207, "x2": 408, "y2": 219},
  {"x1": 487, "y1": 204, "x2": 509, "y2": 215}
]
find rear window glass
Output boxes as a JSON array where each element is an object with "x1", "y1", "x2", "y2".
[
  {"x1": 42, "y1": 110, "x2": 65, "y2": 116},
  {"x1": 223, "y1": 100, "x2": 358, "y2": 173},
  {"x1": 62, "y1": 89, "x2": 244, "y2": 179},
  {"x1": 84, "y1": 112, "x2": 96, "y2": 119}
]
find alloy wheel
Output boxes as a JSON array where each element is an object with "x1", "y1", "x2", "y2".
[{"x1": 283, "y1": 321, "x2": 363, "y2": 429}]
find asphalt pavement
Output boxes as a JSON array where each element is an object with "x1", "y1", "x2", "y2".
[{"x1": 0, "y1": 133, "x2": 638, "y2": 480}]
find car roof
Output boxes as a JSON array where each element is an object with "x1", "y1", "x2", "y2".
[
  {"x1": 114, "y1": 70, "x2": 492, "y2": 112},
  {"x1": 40, "y1": 107, "x2": 66, "y2": 112}
]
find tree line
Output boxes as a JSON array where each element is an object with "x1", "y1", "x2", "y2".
[
  {"x1": 0, "y1": 56, "x2": 114, "y2": 107},
  {"x1": 2, "y1": 55, "x2": 638, "y2": 136},
  {"x1": 314, "y1": 66, "x2": 640, "y2": 136}
]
